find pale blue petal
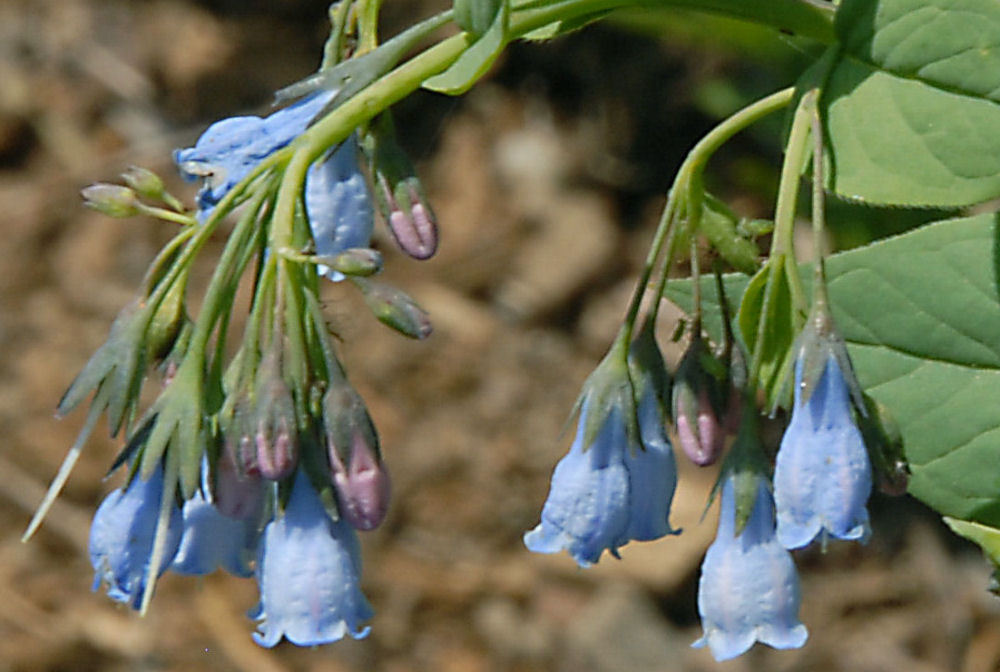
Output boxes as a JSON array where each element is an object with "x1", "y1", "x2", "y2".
[
  {"x1": 523, "y1": 404, "x2": 630, "y2": 567},
  {"x1": 253, "y1": 471, "x2": 373, "y2": 648},
  {"x1": 625, "y1": 389, "x2": 679, "y2": 541},
  {"x1": 305, "y1": 135, "x2": 374, "y2": 282},
  {"x1": 774, "y1": 356, "x2": 872, "y2": 549},
  {"x1": 89, "y1": 465, "x2": 183, "y2": 610},
  {"x1": 695, "y1": 478, "x2": 807, "y2": 662},
  {"x1": 174, "y1": 92, "x2": 335, "y2": 218},
  {"x1": 171, "y1": 491, "x2": 256, "y2": 578}
]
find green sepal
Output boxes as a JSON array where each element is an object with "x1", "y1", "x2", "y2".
[
  {"x1": 712, "y1": 401, "x2": 771, "y2": 535},
  {"x1": 627, "y1": 319, "x2": 671, "y2": 416},
  {"x1": 574, "y1": 334, "x2": 640, "y2": 455},
  {"x1": 423, "y1": 0, "x2": 508, "y2": 95},
  {"x1": 138, "y1": 361, "x2": 205, "y2": 499},
  {"x1": 857, "y1": 392, "x2": 909, "y2": 496},
  {"x1": 57, "y1": 299, "x2": 149, "y2": 437},
  {"x1": 792, "y1": 299, "x2": 865, "y2": 413}
]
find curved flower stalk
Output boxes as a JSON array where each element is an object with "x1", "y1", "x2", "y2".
[
  {"x1": 524, "y1": 334, "x2": 679, "y2": 567},
  {"x1": 694, "y1": 474, "x2": 807, "y2": 661},
  {"x1": 253, "y1": 471, "x2": 374, "y2": 648},
  {"x1": 774, "y1": 354, "x2": 872, "y2": 549},
  {"x1": 89, "y1": 464, "x2": 183, "y2": 610}
]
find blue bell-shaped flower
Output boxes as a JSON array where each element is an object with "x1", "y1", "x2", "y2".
[
  {"x1": 89, "y1": 464, "x2": 183, "y2": 609},
  {"x1": 773, "y1": 354, "x2": 872, "y2": 549},
  {"x1": 252, "y1": 471, "x2": 374, "y2": 647},
  {"x1": 694, "y1": 474, "x2": 807, "y2": 661}
]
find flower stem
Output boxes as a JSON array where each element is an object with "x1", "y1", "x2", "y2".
[{"x1": 624, "y1": 87, "x2": 795, "y2": 341}]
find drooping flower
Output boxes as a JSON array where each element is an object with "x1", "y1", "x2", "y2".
[
  {"x1": 694, "y1": 475, "x2": 808, "y2": 661},
  {"x1": 89, "y1": 464, "x2": 183, "y2": 609},
  {"x1": 523, "y1": 388, "x2": 679, "y2": 567},
  {"x1": 252, "y1": 471, "x2": 373, "y2": 648},
  {"x1": 170, "y1": 489, "x2": 257, "y2": 578},
  {"x1": 174, "y1": 93, "x2": 374, "y2": 281},
  {"x1": 305, "y1": 134, "x2": 375, "y2": 282},
  {"x1": 174, "y1": 92, "x2": 334, "y2": 216},
  {"x1": 773, "y1": 354, "x2": 872, "y2": 549}
]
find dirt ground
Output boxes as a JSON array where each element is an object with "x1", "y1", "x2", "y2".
[{"x1": 2, "y1": 1, "x2": 999, "y2": 671}]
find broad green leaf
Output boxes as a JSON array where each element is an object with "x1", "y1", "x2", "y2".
[
  {"x1": 817, "y1": 56, "x2": 1000, "y2": 207},
  {"x1": 666, "y1": 213, "x2": 1000, "y2": 526},
  {"x1": 837, "y1": 0, "x2": 1000, "y2": 104},
  {"x1": 792, "y1": 0, "x2": 1000, "y2": 207},
  {"x1": 423, "y1": 0, "x2": 509, "y2": 95}
]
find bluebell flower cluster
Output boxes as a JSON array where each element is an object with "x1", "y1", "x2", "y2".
[
  {"x1": 773, "y1": 354, "x2": 872, "y2": 549},
  {"x1": 524, "y1": 357, "x2": 679, "y2": 566},
  {"x1": 694, "y1": 475, "x2": 807, "y2": 661},
  {"x1": 89, "y1": 462, "x2": 375, "y2": 647}
]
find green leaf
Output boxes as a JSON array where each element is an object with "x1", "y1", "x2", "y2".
[
  {"x1": 667, "y1": 213, "x2": 1000, "y2": 527},
  {"x1": 836, "y1": 0, "x2": 1000, "y2": 103},
  {"x1": 817, "y1": 56, "x2": 1000, "y2": 207},
  {"x1": 806, "y1": 0, "x2": 1000, "y2": 207},
  {"x1": 423, "y1": 0, "x2": 509, "y2": 95}
]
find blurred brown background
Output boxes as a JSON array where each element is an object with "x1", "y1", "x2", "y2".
[{"x1": 1, "y1": 1, "x2": 998, "y2": 671}]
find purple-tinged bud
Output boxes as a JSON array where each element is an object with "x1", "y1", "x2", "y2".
[
  {"x1": 214, "y1": 452, "x2": 265, "y2": 520},
  {"x1": 252, "y1": 362, "x2": 299, "y2": 481},
  {"x1": 121, "y1": 166, "x2": 165, "y2": 201},
  {"x1": 382, "y1": 179, "x2": 438, "y2": 260},
  {"x1": 82, "y1": 184, "x2": 139, "y2": 218},
  {"x1": 330, "y1": 431, "x2": 391, "y2": 531},
  {"x1": 364, "y1": 113, "x2": 440, "y2": 260},
  {"x1": 255, "y1": 419, "x2": 297, "y2": 481},
  {"x1": 672, "y1": 336, "x2": 726, "y2": 467},
  {"x1": 675, "y1": 387, "x2": 725, "y2": 466},
  {"x1": 323, "y1": 384, "x2": 391, "y2": 530},
  {"x1": 355, "y1": 278, "x2": 433, "y2": 340}
]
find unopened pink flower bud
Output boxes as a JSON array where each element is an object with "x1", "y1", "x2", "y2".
[
  {"x1": 255, "y1": 421, "x2": 296, "y2": 480},
  {"x1": 675, "y1": 387, "x2": 725, "y2": 466},
  {"x1": 384, "y1": 183, "x2": 438, "y2": 260},
  {"x1": 329, "y1": 431, "x2": 391, "y2": 531}
]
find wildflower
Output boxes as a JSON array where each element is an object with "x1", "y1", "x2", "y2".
[
  {"x1": 174, "y1": 92, "x2": 334, "y2": 216},
  {"x1": 174, "y1": 93, "x2": 374, "y2": 281},
  {"x1": 773, "y1": 354, "x2": 872, "y2": 549},
  {"x1": 170, "y1": 490, "x2": 257, "y2": 578},
  {"x1": 89, "y1": 464, "x2": 183, "y2": 609},
  {"x1": 305, "y1": 135, "x2": 375, "y2": 282},
  {"x1": 523, "y1": 389, "x2": 679, "y2": 567},
  {"x1": 252, "y1": 471, "x2": 374, "y2": 648},
  {"x1": 694, "y1": 475, "x2": 807, "y2": 661}
]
